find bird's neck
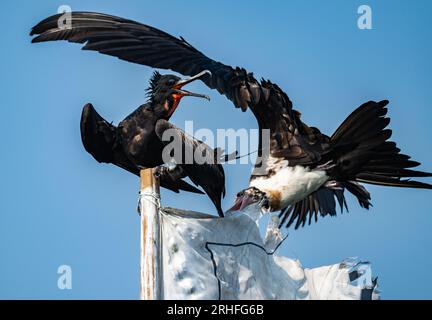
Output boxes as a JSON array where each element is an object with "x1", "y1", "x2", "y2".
[
  {"x1": 164, "y1": 97, "x2": 181, "y2": 119},
  {"x1": 149, "y1": 97, "x2": 180, "y2": 120}
]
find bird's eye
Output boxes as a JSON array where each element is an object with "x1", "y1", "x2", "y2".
[
  {"x1": 237, "y1": 191, "x2": 243, "y2": 197},
  {"x1": 253, "y1": 195, "x2": 259, "y2": 201},
  {"x1": 168, "y1": 79, "x2": 176, "y2": 86}
]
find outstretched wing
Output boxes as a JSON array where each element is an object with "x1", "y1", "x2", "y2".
[
  {"x1": 31, "y1": 12, "x2": 329, "y2": 168},
  {"x1": 81, "y1": 103, "x2": 203, "y2": 194},
  {"x1": 155, "y1": 119, "x2": 226, "y2": 217}
]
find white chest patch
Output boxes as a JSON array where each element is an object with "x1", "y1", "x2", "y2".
[{"x1": 250, "y1": 165, "x2": 328, "y2": 208}]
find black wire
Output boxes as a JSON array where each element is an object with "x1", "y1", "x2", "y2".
[{"x1": 204, "y1": 235, "x2": 288, "y2": 300}]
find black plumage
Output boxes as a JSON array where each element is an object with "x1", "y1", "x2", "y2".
[
  {"x1": 81, "y1": 72, "x2": 225, "y2": 216},
  {"x1": 81, "y1": 103, "x2": 200, "y2": 195},
  {"x1": 31, "y1": 12, "x2": 432, "y2": 227},
  {"x1": 31, "y1": 15, "x2": 227, "y2": 215},
  {"x1": 81, "y1": 101, "x2": 226, "y2": 217}
]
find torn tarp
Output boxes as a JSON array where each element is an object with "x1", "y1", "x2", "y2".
[{"x1": 158, "y1": 207, "x2": 379, "y2": 300}]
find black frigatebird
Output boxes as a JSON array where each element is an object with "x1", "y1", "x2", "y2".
[
  {"x1": 30, "y1": 18, "x2": 227, "y2": 216},
  {"x1": 31, "y1": 12, "x2": 432, "y2": 227},
  {"x1": 79, "y1": 70, "x2": 227, "y2": 216}
]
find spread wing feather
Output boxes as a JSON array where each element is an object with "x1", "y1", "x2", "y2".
[
  {"x1": 31, "y1": 11, "x2": 330, "y2": 169},
  {"x1": 154, "y1": 119, "x2": 226, "y2": 216},
  {"x1": 81, "y1": 103, "x2": 203, "y2": 194}
]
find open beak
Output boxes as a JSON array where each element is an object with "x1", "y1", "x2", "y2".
[
  {"x1": 172, "y1": 70, "x2": 212, "y2": 101},
  {"x1": 226, "y1": 195, "x2": 256, "y2": 214}
]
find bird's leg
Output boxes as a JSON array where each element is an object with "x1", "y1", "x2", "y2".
[
  {"x1": 324, "y1": 180, "x2": 344, "y2": 190},
  {"x1": 313, "y1": 161, "x2": 336, "y2": 171},
  {"x1": 155, "y1": 163, "x2": 185, "y2": 180},
  {"x1": 153, "y1": 165, "x2": 166, "y2": 179}
]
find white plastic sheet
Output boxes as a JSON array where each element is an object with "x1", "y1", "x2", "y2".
[{"x1": 159, "y1": 207, "x2": 379, "y2": 300}]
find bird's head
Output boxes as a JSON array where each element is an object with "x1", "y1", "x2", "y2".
[
  {"x1": 147, "y1": 70, "x2": 211, "y2": 119},
  {"x1": 226, "y1": 187, "x2": 270, "y2": 214}
]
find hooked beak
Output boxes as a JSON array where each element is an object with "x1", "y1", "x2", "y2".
[
  {"x1": 172, "y1": 70, "x2": 212, "y2": 101},
  {"x1": 226, "y1": 195, "x2": 257, "y2": 214}
]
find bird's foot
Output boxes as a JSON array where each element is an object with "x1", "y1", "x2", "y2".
[
  {"x1": 154, "y1": 166, "x2": 165, "y2": 178},
  {"x1": 314, "y1": 161, "x2": 336, "y2": 171},
  {"x1": 325, "y1": 180, "x2": 343, "y2": 190}
]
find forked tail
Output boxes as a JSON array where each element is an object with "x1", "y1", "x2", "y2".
[{"x1": 329, "y1": 100, "x2": 432, "y2": 191}]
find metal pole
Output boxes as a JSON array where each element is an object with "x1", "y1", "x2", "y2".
[{"x1": 139, "y1": 168, "x2": 162, "y2": 300}]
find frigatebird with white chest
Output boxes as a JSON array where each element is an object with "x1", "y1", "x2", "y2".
[{"x1": 30, "y1": 12, "x2": 432, "y2": 227}]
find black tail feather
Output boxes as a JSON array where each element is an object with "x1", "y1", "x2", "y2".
[
  {"x1": 279, "y1": 100, "x2": 430, "y2": 229},
  {"x1": 357, "y1": 173, "x2": 432, "y2": 189},
  {"x1": 330, "y1": 100, "x2": 432, "y2": 201}
]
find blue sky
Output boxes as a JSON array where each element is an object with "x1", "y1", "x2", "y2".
[{"x1": 1, "y1": 0, "x2": 431, "y2": 299}]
